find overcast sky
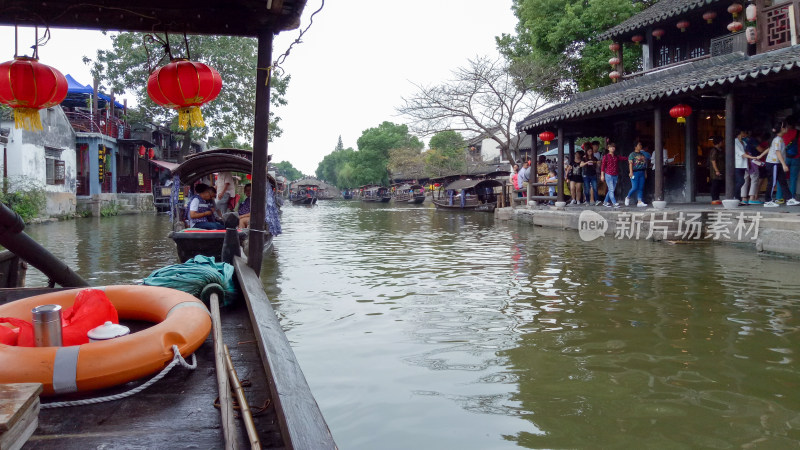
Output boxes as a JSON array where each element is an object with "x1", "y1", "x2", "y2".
[{"x1": 0, "y1": 1, "x2": 518, "y2": 175}]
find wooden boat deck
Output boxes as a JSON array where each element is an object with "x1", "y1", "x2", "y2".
[{"x1": 24, "y1": 301, "x2": 285, "y2": 449}]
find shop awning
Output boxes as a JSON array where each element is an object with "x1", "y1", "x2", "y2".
[{"x1": 148, "y1": 159, "x2": 179, "y2": 172}]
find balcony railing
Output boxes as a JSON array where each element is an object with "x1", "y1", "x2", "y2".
[
  {"x1": 710, "y1": 31, "x2": 748, "y2": 57},
  {"x1": 65, "y1": 111, "x2": 131, "y2": 139}
]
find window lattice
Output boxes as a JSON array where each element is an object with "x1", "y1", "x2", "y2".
[{"x1": 766, "y1": 5, "x2": 792, "y2": 47}]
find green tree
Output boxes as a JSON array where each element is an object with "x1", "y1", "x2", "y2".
[
  {"x1": 208, "y1": 131, "x2": 253, "y2": 150},
  {"x1": 353, "y1": 122, "x2": 423, "y2": 186},
  {"x1": 274, "y1": 161, "x2": 303, "y2": 182},
  {"x1": 88, "y1": 32, "x2": 289, "y2": 160},
  {"x1": 387, "y1": 147, "x2": 424, "y2": 181},
  {"x1": 425, "y1": 130, "x2": 467, "y2": 177},
  {"x1": 335, "y1": 135, "x2": 344, "y2": 151},
  {"x1": 497, "y1": 0, "x2": 654, "y2": 99}
]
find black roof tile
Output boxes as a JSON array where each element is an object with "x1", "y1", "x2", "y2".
[
  {"x1": 598, "y1": 0, "x2": 722, "y2": 41},
  {"x1": 517, "y1": 46, "x2": 800, "y2": 132}
]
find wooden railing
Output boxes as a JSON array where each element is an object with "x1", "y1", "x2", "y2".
[
  {"x1": 758, "y1": 0, "x2": 798, "y2": 53},
  {"x1": 65, "y1": 111, "x2": 130, "y2": 139}
]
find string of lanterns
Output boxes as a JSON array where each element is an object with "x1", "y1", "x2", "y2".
[{"x1": 608, "y1": 2, "x2": 754, "y2": 82}]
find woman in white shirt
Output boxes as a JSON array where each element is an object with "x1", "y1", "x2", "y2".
[{"x1": 764, "y1": 122, "x2": 800, "y2": 207}]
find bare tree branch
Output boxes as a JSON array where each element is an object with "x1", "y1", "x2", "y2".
[{"x1": 397, "y1": 56, "x2": 552, "y2": 164}]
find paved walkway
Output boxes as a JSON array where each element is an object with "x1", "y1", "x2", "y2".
[{"x1": 498, "y1": 202, "x2": 800, "y2": 258}]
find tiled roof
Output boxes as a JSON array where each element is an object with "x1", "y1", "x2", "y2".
[
  {"x1": 598, "y1": 0, "x2": 721, "y2": 41},
  {"x1": 517, "y1": 46, "x2": 800, "y2": 132}
]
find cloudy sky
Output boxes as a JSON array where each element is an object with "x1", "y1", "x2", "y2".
[{"x1": 0, "y1": 1, "x2": 518, "y2": 175}]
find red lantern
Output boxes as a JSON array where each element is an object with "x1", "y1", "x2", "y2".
[
  {"x1": 676, "y1": 20, "x2": 690, "y2": 32},
  {"x1": 609, "y1": 42, "x2": 620, "y2": 52},
  {"x1": 728, "y1": 3, "x2": 743, "y2": 18},
  {"x1": 727, "y1": 21, "x2": 743, "y2": 32},
  {"x1": 148, "y1": 148, "x2": 155, "y2": 159},
  {"x1": 138, "y1": 145, "x2": 146, "y2": 157},
  {"x1": 609, "y1": 71, "x2": 621, "y2": 82},
  {"x1": 631, "y1": 35, "x2": 644, "y2": 45},
  {"x1": 0, "y1": 57, "x2": 68, "y2": 131},
  {"x1": 539, "y1": 131, "x2": 555, "y2": 145},
  {"x1": 609, "y1": 57, "x2": 621, "y2": 66},
  {"x1": 147, "y1": 59, "x2": 222, "y2": 130},
  {"x1": 669, "y1": 104, "x2": 693, "y2": 124},
  {"x1": 652, "y1": 28, "x2": 665, "y2": 40},
  {"x1": 703, "y1": 11, "x2": 717, "y2": 23},
  {"x1": 246, "y1": 174, "x2": 252, "y2": 180}
]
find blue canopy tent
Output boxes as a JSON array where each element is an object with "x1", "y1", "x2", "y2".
[{"x1": 61, "y1": 74, "x2": 124, "y2": 109}]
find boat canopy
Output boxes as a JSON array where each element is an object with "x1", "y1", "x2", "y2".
[
  {"x1": 170, "y1": 148, "x2": 275, "y2": 186},
  {"x1": 443, "y1": 179, "x2": 503, "y2": 191}
]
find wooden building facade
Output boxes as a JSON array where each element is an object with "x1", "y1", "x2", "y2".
[{"x1": 517, "y1": 0, "x2": 800, "y2": 204}]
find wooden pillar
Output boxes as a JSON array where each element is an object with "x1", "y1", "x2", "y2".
[
  {"x1": 725, "y1": 92, "x2": 735, "y2": 199},
  {"x1": 654, "y1": 106, "x2": 664, "y2": 201},
  {"x1": 684, "y1": 112, "x2": 697, "y2": 202},
  {"x1": 528, "y1": 132, "x2": 537, "y2": 202},
  {"x1": 248, "y1": 30, "x2": 273, "y2": 274},
  {"x1": 557, "y1": 127, "x2": 565, "y2": 203},
  {"x1": 568, "y1": 136, "x2": 575, "y2": 162}
]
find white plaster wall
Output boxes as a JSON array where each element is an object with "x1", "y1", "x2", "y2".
[{"x1": 480, "y1": 137, "x2": 501, "y2": 162}]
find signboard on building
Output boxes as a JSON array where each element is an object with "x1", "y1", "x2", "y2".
[{"x1": 98, "y1": 145, "x2": 106, "y2": 184}]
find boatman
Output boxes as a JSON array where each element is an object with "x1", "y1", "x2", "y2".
[{"x1": 188, "y1": 184, "x2": 224, "y2": 230}]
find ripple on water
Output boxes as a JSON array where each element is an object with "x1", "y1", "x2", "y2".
[{"x1": 25, "y1": 203, "x2": 800, "y2": 449}]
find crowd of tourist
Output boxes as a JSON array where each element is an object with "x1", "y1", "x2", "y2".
[{"x1": 510, "y1": 119, "x2": 800, "y2": 208}]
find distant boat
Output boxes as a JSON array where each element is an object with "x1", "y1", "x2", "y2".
[
  {"x1": 290, "y1": 185, "x2": 318, "y2": 205},
  {"x1": 361, "y1": 186, "x2": 391, "y2": 202},
  {"x1": 342, "y1": 189, "x2": 354, "y2": 200},
  {"x1": 431, "y1": 179, "x2": 503, "y2": 212},
  {"x1": 393, "y1": 184, "x2": 426, "y2": 204}
]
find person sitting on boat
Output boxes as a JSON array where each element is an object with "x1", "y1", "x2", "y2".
[
  {"x1": 187, "y1": 183, "x2": 225, "y2": 230},
  {"x1": 238, "y1": 184, "x2": 252, "y2": 229}
]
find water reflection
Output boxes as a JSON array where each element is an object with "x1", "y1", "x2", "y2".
[{"x1": 20, "y1": 204, "x2": 800, "y2": 449}]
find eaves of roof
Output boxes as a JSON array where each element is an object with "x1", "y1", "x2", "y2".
[
  {"x1": 598, "y1": 0, "x2": 721, "y2": 41},
  {"x1": 517, "y1": 46, "x2": 800, "y2": 132}
]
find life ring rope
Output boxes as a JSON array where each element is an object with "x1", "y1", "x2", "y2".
[{"x1": 41, "y1": 345, "x2": 196, "y2": 408}]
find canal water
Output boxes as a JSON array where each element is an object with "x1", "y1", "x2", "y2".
[{"x1": 24, "y1": 203, "x2": 800, "y2": 449}]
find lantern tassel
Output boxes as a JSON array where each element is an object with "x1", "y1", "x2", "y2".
[
  {"x1": 13, "y1": 108, "x2": 44, "y2": 131},
  {"x1": 177, "y1": 106, "x2": 206, "y2": 130},
  {"x1": 677, "y1": 117, "x2": 686, "y2": 124}
]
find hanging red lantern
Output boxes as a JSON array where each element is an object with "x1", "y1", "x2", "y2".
[
  {"x1": 676, "y1": 20, "x2": 690, "y2": 32},
  {"x1": 147, "y1": 59, "x2": 222, "y2": 130},
  {"x1": 539, "y1": 131, "x2": 555, "y2": 145},
  {"x1": 138, "y1": 145, "x2": 146, "y2": 157},
  {"x1": 746, "y1": 4, "x2": 757, "y2": 22},
  {"x1": 609, "y1": 57, "x2": 621, "y2": 66},
  {"x1": 727, "y1": 21, "x2": 743, "y2": 32},
  {"x1": 609, "y1": 42, "x2": 620, "y2": 52},
  {"x1": 609, "y1": 71, "x2": 621, "y2": 82},
  {"x1": 148, "y1": 148, "x2": 155, "y2": 159},
  {"x1": 669, "y1": 104, "x2": 693, "y2": 123},
  {"x1": 728, "y1": 3, "x2": 743, "y2": 18},
  {"x1": 652, "y1": 28, "x2": 665, "y2": 40},
  {"x1": 703, "y1": 11, "x2": 717, "y2": 23},
  {"x1": 631, "y1": 35, "x2": 644, "y2": 45},
  {"x1": 0, "y1": 57, "x2": 68, "y2": 131},
  {"x1": 246, "y1": 174, "x2": 252, "y2": 180}
]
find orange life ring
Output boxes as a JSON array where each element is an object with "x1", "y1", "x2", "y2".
[{"x1": 0, "y1": 286, "x2": 211, "y2": 396}]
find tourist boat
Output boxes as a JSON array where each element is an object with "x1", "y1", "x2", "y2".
[
  {"x1": 361, "y1": 186, "x2": 392, "y2": 202},
  {"x1": 290, "y1": 184, "x2": 319, "y2": 205},
  {"x1": 167, "y1": 148, "x2": 279, "y2": 263},
  {"x1": 431, "y1": 179, "x2": 503, "y2": 212},
  {"x1": 342, "y1": 189, "x2": 354, "y2": 200},
  {"x1": 0, "y1": 1, "x2": 335, "y2": 448},
  {"x1": 392, "y1": 184, "x2": 426, "y2": 204}
]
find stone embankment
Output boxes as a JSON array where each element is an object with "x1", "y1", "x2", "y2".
[{"x1": 496, "y1": 204, "x2": 800, "y2": 258}]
